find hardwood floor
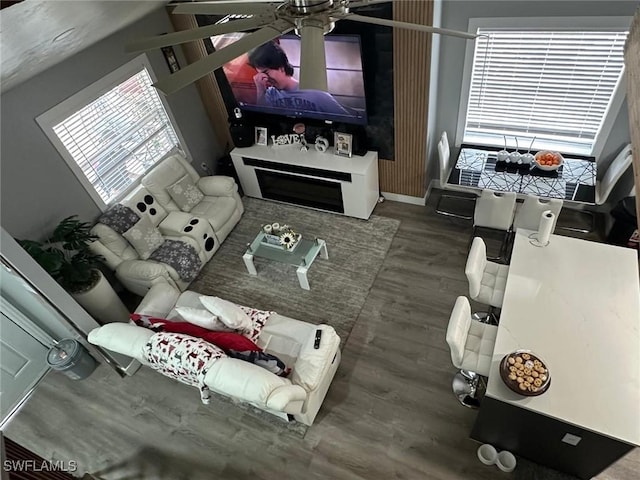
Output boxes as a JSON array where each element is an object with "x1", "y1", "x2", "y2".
[{"x1": 5, "y1": 192, "x2": 638, "y2": 480}]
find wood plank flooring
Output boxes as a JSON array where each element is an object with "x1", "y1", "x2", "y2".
[{"x1": 5, "y1": 191, "x2": 639, "y2": 480}]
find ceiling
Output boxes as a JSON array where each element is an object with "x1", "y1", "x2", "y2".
[{"x1": 0, "y1": 0, "x2": 167, "y2": 93}]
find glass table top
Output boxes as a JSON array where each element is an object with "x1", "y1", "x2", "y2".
[
  {"x1": 246, "y1": 231, "x2": 323, "y2": 268},
  {"x1": 448, "y1": 144, "x2": 597, "y2": 203}
]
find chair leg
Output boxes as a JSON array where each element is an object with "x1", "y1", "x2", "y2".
[
  {"x1": 452, "y1": 371, "x2": 488, "y2": 408},
  {"x1": 435, "y1": 192, "x2": 475, "y2": 220},
  {"x1": 452, "y1": 371, "x2": 480, "y2": 408},
  {"x1": 472, "y1": 310, "x2": 499, "y2": 326}
]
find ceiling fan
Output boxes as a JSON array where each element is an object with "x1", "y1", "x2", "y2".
[{"x1": 126, "y1": 0, "x2": 478, "y2": 96}]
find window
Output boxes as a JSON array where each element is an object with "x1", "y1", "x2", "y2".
[
  {"x1": 457, "y1": 18, "x2": 629, "y2": 157},
  {"x1": 37, "y1": 55, "x2": 186, "y2": 208}
]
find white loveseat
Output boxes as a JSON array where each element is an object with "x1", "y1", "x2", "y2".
[
  {"x1": 89, "y1": 154, "x2": 243, "y2": 296},
  {"x1": 88, "y1": 283, "x2": 342, "y2": 426}
]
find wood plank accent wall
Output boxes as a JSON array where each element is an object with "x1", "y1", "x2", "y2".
[
  {"x1": 624, "y1": 7, "x2": 640, "y2": 232},
  {"x1": 380, "y1": 0, "x2": 433, "y2": 197},
  {"x1": 168, "y1": 2, "x2": 435, "y2": 197},
  {"x1": 169, "y1": 11, "x2": 233, "y2": 151}
]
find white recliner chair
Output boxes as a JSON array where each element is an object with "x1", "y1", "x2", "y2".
[{"x1": 90, "y1": 154, "x2": 244, "y2": 295}]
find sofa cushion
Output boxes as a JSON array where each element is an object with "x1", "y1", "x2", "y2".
[
  {"x1": 141, "y1": 154, "x2": 199, "y2": 209},
  {"x1": 200, "y1": 296, "x2": 252, "y2": 331},
  {"x1": 167, "y1": 175, "x2": 204, "y2": 212},
  {"x1": 122, "y1": 215, "x2": 164, "y2": 260},
  {"x1": 190, "y1": 196, "x2": 238, "y2": 232}
]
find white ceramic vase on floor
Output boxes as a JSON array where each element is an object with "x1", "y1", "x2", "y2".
[{"x1": 71, "y1": 270, "x2": 129, "y2": 324}]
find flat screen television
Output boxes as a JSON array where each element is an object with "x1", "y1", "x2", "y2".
[{"x1": 211, "y1": 33, "x2": 368, "y2": 125}]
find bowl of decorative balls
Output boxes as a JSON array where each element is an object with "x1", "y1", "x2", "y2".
[
  {"x1": 499, "y1": 350, "x2": 550, "y2": 396},
  {"x1": 533, "y1": 150, "x2": 564, "y2": 171}
]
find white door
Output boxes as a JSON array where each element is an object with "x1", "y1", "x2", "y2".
[{"x1": 0, "y1": 311, "x2": 50, "y2": 426}]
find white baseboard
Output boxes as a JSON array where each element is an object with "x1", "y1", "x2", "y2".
[{"x1": 380, "y1": 191, "x2": 427, "y2": 206}]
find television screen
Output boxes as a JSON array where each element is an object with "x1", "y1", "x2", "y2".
[{"x1": 211, "y1": 33, "x2": 368, "y2": 125}]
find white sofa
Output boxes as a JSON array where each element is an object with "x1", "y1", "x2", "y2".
[
  {"x1": 88, "y1": 283, "x2": 342, "y2": 426},
  {"x1": 89, "y1": 154, "x2": 243, "y2": 296}
]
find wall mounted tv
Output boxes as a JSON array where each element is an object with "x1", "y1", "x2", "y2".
[{"x1": 211, "y1": 33, "x2": 368, "y2": 126}]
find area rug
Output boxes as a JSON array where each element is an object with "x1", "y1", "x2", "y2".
[{"x1": 190, "y1": 197, "x2": 400, "y2": 344}]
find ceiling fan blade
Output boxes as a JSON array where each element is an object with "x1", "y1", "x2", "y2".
[
  {"x1": 347, "y1": 0, "x2": 390, "y2": 9},
  {"x1": 298, "y1": 24, "x2": 327, "y2": 91},
  {"x1": 342, "y1": 13, "x2": 478, "y2": 40},
  {"x1": 171, "y1": 1, "x2": 280, "y2": 16},
  {"x1": 153, "y1": 19, "x2": 294, "y2": 96},
  {"x1": 125, "y1": 16, "x2": 273, "y2": 53}
]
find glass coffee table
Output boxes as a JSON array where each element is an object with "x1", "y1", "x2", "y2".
[{"x1": 242, "y1": 231, "x2": 328, "y2": 290}]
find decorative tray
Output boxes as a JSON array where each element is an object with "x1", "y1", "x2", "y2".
[
  {"x1": 499, "y1": 350, "x2": 550, "y2": 396},
  {"x1": 260, "y1": 233, "x2": 302, "y2": 252}
]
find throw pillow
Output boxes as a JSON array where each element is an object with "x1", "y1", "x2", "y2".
[
  {"x1": 199, "y1": 296, "x2": 252, "y2": 331},
  {"x1": 98, "y1": 204, "x2": 140, "y2": 234},
  {"x1": 203, "y1": 332, "x2": 262, "y2": 352},
  {"x1": 122, "y1": 215, "x2": 164, "y2": 260},
  {"x1": 143, "y1": 332, "x2": 226, "y2": 404},
  {"x1": 167, "y1": 175, "x2": 204, "y2": 212},
  {"x1": 174, "y1": 306, "x2": 233, "y2": 332}
]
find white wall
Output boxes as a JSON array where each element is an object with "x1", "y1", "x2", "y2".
[
  {"x1": 428, "y1": 0, "x2": 637, "y2": 189},
  {"x1": 0, "y1": 8, "x2": 225, "y2": 240}
]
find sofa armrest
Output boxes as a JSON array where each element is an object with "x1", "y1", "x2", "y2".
[
  {"x1": 291, "y1": 324, "x2": 340, "y2": 391},
  {"x1": 136, "y1": 283, "x2": 181, "y2": 317},
  {"x1": 88, "y1": 323, "x2": 153, "y2": 363},
  {"x1": 204, "y1": 357, "x2": 304, "y2": 411},
  {"x1": 266, "y1": 384, "x2": 307, "y2": 414},
  {"x1": 116, "y1": 259, "x2": 172, "y2": 283},
  {"x1": 197, "y1": 176, "x2": 237, "y2": 197}
]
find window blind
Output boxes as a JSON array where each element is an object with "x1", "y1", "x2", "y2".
[
  {"x1": 464, "y1": 29, "x2": 627, "y2": 152},
  {"x1": 53, "y1": 68, "x2": 179, "y2": 204}
]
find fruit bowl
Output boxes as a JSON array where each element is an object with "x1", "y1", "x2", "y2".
[{"x1": 533, "y1": 151, "x2": 564, "y2": 171}]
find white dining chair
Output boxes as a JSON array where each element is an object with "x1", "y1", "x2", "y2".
[
  {"x1": 513, "y1": 196, "x2": 563, "y2": 232},
  {"x1": 596, "y1": 144, "x2": 633, "y2": 206},
  {"x1": 560, "y1": 144, "x2": 632, "y2": 233},
  {"x1": 465, "y1": 237, "x2": 509, "y2": 310},
  {"x1": 435, "y1": 131, "x2": 475, "y2": 219},
  {"x1": 446, "y1": 296, "x2": 498, "y2": 407},
  {"x1": 473, "y1": 189, "x2": 516, "y2": 260}
]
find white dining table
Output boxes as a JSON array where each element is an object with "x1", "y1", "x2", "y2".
[{"x1": 471, "y1": 229, "x2": 640, "y2": 479}]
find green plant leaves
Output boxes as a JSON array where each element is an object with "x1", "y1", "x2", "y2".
[{"x1": 17, "y1": 216, "x2": 103, "y2": 293}]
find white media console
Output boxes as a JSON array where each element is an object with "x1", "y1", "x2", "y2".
[{"x1": 230, "y1": 145, "x2": 379, "y2": 220}]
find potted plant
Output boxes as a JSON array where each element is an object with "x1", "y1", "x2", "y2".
[
  {"x1": 18, "y1": 215, "x2": 129, "y2": 324},
  {"x1": 19, "y1": 216, "x2": 102, "y2": 293}
]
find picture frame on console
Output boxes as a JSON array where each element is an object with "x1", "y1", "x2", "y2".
[
  {"x1": 334, "y1": 132, "x2": 353, "y2": 158},
  {"x1": 255, "y1": 127, "x2": 268, "y2": 146}
]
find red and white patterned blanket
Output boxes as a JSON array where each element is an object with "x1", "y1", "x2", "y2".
[
  {"x1": 238, "y1": 306, "x2": 274, "y2": 342},
  {"x1": 143, "y1": 332, "x2": 226, "y2": 404}
]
